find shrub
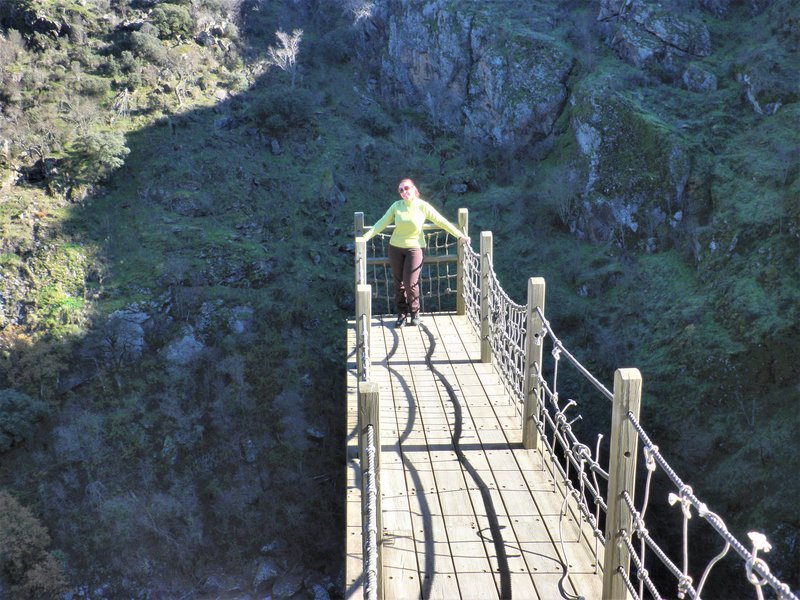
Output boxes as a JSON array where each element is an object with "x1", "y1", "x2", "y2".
[
  {"x1": 0, "y1": 389, "x2": 48, "y2": 452},
  {"x1": 129, "y1": 29, "x2": 167, "y2": 64},
  {"x1": 150, "y1": 4, "x2": 193, "y2": 40},
  {"x1": 356, "y1": 102, "x2": 395, "y2": 136},
  {"x1": 316, "y1": 27, "x2": 357, "y2": 65},
  {"x1": 250, "y1": 86, "x2": 315, "y2": 134},
  {"x1": 0, "y1": 491, "x2": 67, "y2": 598},
  {"x1": 67, "y1": 131, "x2": 130, "y2": 184}
]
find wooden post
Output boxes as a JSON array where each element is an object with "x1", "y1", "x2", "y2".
[
  {"x1": 358, "y1": 380, "x2": 382, "y2": 599},
  {"x1": 354, "y1": 211, "x2": 365, "y2": 237},
  {"x1": 522, "y1": 277, "x2": 546, "y2": 449},
  {"x1": 356, "y1": 284, "x2": 372, "y2": 382},
  {"x1": 355, "y1": 236, "x2": 367, "y2": 288},
  {"x1": 456, "y1": 208, "x2": 469, "y2": 316},
  {"x1": 480, "y1": 231, "x2": 493, "y2": 363},
  {"x1": 358, "y1": 381, "x2": 380, "y2": 473},
  {"x1": 603, "y1": 368, "x2": 643, "y2": 600}
]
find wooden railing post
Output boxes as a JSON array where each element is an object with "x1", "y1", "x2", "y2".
[
  {"x1": 456, "y1": 208, "x2": 469, "y2": 316},
  {"x1": 354, "y1": 211, "x2": 365, "y2": 237},
  {"x1": 522, "y1": 277, "x2": 546, "y2": 449},
  {"x1": 358, "y1": 380, "x2": 382, "y2": 599},
  {"x1": 603, "y1": 368, "x2": 643, "y2": 600},
  {"x1": 355, "y1": 284, "x2": 371, "y2": 382},
  {"x1": 355, "y1": 236, "x2": 367, "y2": 288},
  {"x1": 480, "y1": 231, "x2": 493, "y2": 363}
]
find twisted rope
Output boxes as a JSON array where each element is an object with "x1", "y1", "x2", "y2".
[
  {"x1": 363, "y1": 424, "x2": 379, "y2": 600},
  {"x1": 357, "y1": 312, "x2": 370, "y2": 382}
]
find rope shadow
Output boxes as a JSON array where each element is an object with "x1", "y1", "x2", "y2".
[
  {"x1": 419, "y1": 323, "x2": 513, "y2": 600},
  {"x1": 385, "y1": 324, "x2": 436, "y2": 600}
]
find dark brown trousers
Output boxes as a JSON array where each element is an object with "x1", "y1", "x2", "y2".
[{"x1": 388, "y1": 245, "x2": 424, "y2": 316}]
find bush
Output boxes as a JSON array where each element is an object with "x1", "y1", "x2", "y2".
[
  {"x1": 150, "y1": 4, "x2": 193, "y2": 40},
  {"x1": 67, "y1": 131, "x2": 130, "y2": 184},
  {"x1": 129, "y1": 29, "x2": 168, "y2": 64},
  {"x1": 251, "y1": 86, "x2": 315, "y2": 134},
  {"x1": 316, "y1": 27, "x2": 357, "y2": 65},
  {"x1": 0, "y1": 389, "x2": 48, "y2": 453},
  {"x1": 0, "y1": 491, "x2": 67, "y2": 598},
  {"x1": 356, "y1": 102, "x2": 395, "y2": 136}
]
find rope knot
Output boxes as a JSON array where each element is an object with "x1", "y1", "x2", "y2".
[
  {"x1": 677, "y1": 574, "x2": 693, "y2": 598},
  {"x1": 636, "y1": 567, "x2": 649, "y2": 582}
]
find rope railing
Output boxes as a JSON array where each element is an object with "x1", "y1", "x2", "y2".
[
  {"x1": 485, "y1": 256, "x2": 527, "y2": 408},
  {"x1": 456, "y1": 231, "x2": 797, "y2": 600}
]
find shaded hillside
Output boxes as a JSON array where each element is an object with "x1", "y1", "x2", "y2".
[{"x1": 0, "y1": 0, "x2": 798, "y2": 598}]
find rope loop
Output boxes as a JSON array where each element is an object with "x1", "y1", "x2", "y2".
[
  {"x1": 637, "y1": 567, "x2": 649, "y2": 582},
  {"x1": 552, "y1": 346, "x2": 562, "y2": 361},
  {"x1": 643, "y1": 444, "x2": 658, "y2": 472},
  {"x1": 746, "y1": 557, "x2": 771, "y2": 587}
]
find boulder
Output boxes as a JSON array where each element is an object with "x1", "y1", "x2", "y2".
[
  {"x1": 103, "y1": 309, "x2": 150, "y2": 364},
  {"x1": 683, "y1": 63, "x2": 717, "y2": 92},
  {"x1": 163, "y1": 327, "x2": 204, "y2": 366},
  {"x1": 253, "y1": 558, "x2": 281, "y2": 593},
  {"x1": 271, "y1": 572, "x2": 303, "y2": 599}
]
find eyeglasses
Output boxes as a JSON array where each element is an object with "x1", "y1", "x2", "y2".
[{"x1": 398, "y1": 185, "x2": 413, "y2": 193}]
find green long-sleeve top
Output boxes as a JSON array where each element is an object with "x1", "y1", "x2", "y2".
[{"x1": 363, "y1": 199, "x2": 465, "y2": 248}]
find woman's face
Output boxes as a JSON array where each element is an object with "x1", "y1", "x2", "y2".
[{"x1": 398, "y1": 180, "x2": 417, "y2": 200}]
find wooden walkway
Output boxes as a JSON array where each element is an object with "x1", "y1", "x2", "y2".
[{"x1": 345, "y1": 313, "x2": 605, "y2": 600}]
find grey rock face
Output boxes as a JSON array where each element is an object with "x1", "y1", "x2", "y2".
[
  {"x1": 566, "y1": 87, "x2": 691, "y2": 248},
  {"x1": 599, "y1": 0, "x2": 711, "y2": 81},
  {"x1": 103, "y1": 309, "x2": 150, "y2": 364},
  {"x1": 464, "y1": 24, "x2": 573, "y2": 147},
  {"x1": 378, "y1": 1, "x2": 572, "y2": 148},
  {"x1": 163, "y1": 326, "x2": 204, "y2": 366}
]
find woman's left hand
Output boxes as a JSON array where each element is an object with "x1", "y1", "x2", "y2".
[{"x1": 459, "y1": 236, "x2": 471, "y2": 245}]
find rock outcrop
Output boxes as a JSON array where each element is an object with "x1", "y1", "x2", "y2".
[{"x1": 376, "y1": 1, "x2": 573, "y2": 149}]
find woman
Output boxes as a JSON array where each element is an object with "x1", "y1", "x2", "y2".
[{"x1": 363, "y1": 178, "x2": 469, "y2": 327}]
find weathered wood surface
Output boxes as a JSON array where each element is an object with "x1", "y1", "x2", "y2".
[{"x1": 345, "y1": 313, "x2": 604, "y2": 600}]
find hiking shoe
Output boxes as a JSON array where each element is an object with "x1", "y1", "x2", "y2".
[
  {"x1": 409, "y1": 314, "x2": 421, "y2": 326},
  {"x1": 394, "y1": 314, "x2": 406, "y2": 327}
]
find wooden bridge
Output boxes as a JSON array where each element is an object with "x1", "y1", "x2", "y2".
[
  {"x1": 344, "y1": 209, "x2": 798, "y2": 600},
  {"x1": 345, "y1": 312, "x2": 604, "y2": 599}
]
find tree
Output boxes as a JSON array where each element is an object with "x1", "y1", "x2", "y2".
[
  {"x1": 67, "y1": 131, "x2": 130, "y2": 184},
  {"x1": 0, "y1": 491, "x2": 67, "y2": 599},
  {"x1": 0, "y1": 389, "x2": 48, "y2": 453},
  {"x1": 266, "y1": 29, "x2": 303, "y2": 88},
  {"x1": 150, "y1": 4, "x2": 193, "y2": 40}
]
